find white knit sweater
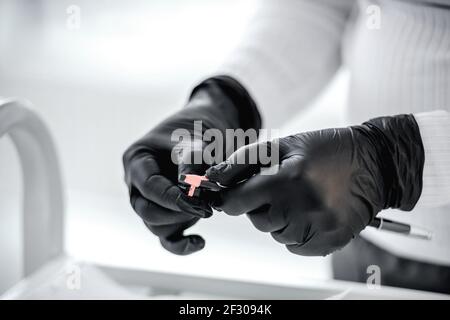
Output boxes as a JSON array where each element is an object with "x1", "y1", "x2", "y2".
[{"x1": 215, "y1": 0, "x2": 450, "y2": 265}]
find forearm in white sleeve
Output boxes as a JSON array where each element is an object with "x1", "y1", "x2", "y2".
[
  {"x1": 215, "y1": 0, "x2": 355, "y2": 128},
  {"x1": 414, "y1": 110, "x2": 450, "y2": 208}
]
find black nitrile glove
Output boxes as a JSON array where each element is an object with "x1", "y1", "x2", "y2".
[
  {"x1": 206, "y1": 114, "x2": 424, "y2": 256},
  {"x1": 123, "y1": 76, "x2": 261, "y2": 255}
]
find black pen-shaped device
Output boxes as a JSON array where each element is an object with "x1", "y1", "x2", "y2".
[{"x1": 369, "y1": 217, "x2": 432, "y2": 240}]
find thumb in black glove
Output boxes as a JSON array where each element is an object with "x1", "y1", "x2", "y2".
[{"x1": 206, "y1": 114, "x2": 424, "y2": 256}]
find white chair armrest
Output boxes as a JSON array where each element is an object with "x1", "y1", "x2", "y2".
[{"x1": 0, "y1": 98, "x2": 64, "y2": 276}]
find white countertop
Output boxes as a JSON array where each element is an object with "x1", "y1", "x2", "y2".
[{"x1": 65, "y1": 189, "x2": 333, "y2": 287}]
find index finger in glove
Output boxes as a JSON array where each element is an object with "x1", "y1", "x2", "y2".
[
  {"x1": 214, "y1": 173, "x2": 277, "y2": 216},
  {"x1": 127, "y1": 154, "x2": 207, "y2": 217}
]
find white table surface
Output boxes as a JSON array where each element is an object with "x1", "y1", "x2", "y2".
[{"x1": 65, "y1": 189, "x2": 333, "y2": 288}]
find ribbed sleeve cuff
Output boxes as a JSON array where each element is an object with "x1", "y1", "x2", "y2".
[{"x1": 414, "y1": 110, "x2": 450, "y2": 208}]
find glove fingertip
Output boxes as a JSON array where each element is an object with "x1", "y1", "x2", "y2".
[
  {"x1": 160, "y1": 235, "x2": 205, "y2": 255},
  {"x1": 188, "y1": 234, "x2": 206, "y2": 251},
  {"x1": 205, "y1": 162, "x2": 230, "y2": 184}
]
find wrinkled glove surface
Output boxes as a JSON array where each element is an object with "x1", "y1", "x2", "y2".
[{"x1": 207, "y1": 114, "x2": 424, "y2": 256}]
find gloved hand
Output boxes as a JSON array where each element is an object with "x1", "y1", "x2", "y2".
[
  {"x1": 123, "y1": 76, "x2": 261, "y2": 255},
  {"x1": 206, "y1": 114, "x2": 424, "y2": 256}
]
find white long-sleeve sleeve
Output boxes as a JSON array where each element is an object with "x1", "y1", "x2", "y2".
[
  {"x1": 414, "y1": 111, "x2": 450, "y2": 208},
  {"x1": 345, "y1": 0, "x2": 450, "y2": 265},
  {"x1": 215, "y1": 0, "x2": 355, "y2": 129},
  {"x1": 363, "y1": 110, "x2": 450, "y2": 264}
]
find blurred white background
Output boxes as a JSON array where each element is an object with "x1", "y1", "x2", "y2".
[{"x1": 0, "y1": 0, "x2": 348, "y2": 295}]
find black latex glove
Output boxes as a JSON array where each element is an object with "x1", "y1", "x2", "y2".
[
  {"x1": 123, "y1": 76, "x2": 261, "y2": 255},
  {"x1": 206, "y1": 114, "x2": 424, "y2": 256}
]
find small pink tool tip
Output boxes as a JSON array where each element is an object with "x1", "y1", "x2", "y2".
[{"x1": 183, "y1": 174, "x2": 209, "y2": 197}]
